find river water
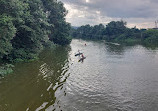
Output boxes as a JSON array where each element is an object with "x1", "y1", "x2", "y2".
[{"x1": 0, "y1": 39, "x2": 158, "y2": 111}]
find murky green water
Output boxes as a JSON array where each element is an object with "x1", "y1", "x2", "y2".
[{"x1": 1, "y1": 39, "x2": 158, "y2": 111}]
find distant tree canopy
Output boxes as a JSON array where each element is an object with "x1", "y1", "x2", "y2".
[
  {"x1": 0, "y1": 0, "x2": 71, "y2": 61},
  {"x1": 71, "y1": 20, "x2": 158, "y2": 44},
  {"x1": 143, "y1": 29, "x2": 158, "y2": 44}
]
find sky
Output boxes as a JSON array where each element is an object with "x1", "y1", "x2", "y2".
[{"x1": 60, "y1": 0, "x2": 158, "y2": 28}]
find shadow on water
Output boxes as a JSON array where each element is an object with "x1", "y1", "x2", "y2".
[{"x1": 0, "y1": 46, "x2": 71, "y2": 111}]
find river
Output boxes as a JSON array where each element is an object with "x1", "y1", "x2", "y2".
[{"x1": 0, "y1": 39, "x2": 158, "y2": 111}]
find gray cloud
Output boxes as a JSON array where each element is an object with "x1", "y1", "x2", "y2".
[{"x1": 60, "y1": 0, "x2": 158, "y2": 28}]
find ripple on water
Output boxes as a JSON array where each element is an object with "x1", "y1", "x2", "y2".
[{"x1": 1, "y1": 40, "x2": 158, "y2": 111}]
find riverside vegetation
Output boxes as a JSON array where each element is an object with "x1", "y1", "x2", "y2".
[
  {"x1": 71, "y1": 20, "x2": 158, "y2": 45},
  {"x1": 0, "y1": 0, "x2": 71, "y2": 75},
  {"x1": 1, "y1": 0, "x2": 158, "y2": 75}
]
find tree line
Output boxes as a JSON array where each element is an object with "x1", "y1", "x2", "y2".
[
  {"x1": 0, "y1": 0, "x2": 71, "y2": 62},
  {"x1": 71, "y1": 20, "x2": 158, "y2": 44}
]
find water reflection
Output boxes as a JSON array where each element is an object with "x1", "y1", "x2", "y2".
[
  {"x1": 142, "y1": 42, "x2": 158, "y2": 50},
  {"x1": 0, "y1": 46, "x2": 71, "y2": 111},
  {"x1": 62, "y1": 39, "x2": 158, "y2": 111},
  {"x1": 1, "y1": 39, "x2": 158, "y2": 111},
  {"x1": 105, "y1": 42, "x2": 125, "y2": 55},
  {"x1": 35, "y1": 46, "x2": 71, "y2": 111}
]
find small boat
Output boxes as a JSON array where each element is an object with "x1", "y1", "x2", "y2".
[
  {"x1": 78, "y1": 57, "x2": 86, "y2": 62},
  {"x1": 75, "y1": 52, "x2": 83, "y2": 56}
]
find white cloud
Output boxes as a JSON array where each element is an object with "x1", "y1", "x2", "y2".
[{"x1": 61, "y1": 0, "x2": 158, "y2": 28}]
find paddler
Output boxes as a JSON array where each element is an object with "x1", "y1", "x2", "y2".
[{"x1": 81, "y1": 53, "x2": 84, "y2": 58}]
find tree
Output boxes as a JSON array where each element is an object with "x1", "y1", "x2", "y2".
[
  {"x1": 0, "y1": 0, "x2": 71, "y2": 61},
  {"x1": 105, "y1": 20, "x2": 127, "y2": 39},
  {"x1": 0, "y1": 15, "x2": 16, "y2": 58},
  {"x1": 41, "y1": 0, "x2": 71, "y2": 45},
  {"x1": 143, "y1": 29, "x2": 158, "y2": 43}
]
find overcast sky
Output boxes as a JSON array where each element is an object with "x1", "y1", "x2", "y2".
[{"x1": 60, "y1": 0, "x2": 158, "y2": 28}]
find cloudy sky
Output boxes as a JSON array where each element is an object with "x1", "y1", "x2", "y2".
[{"x1": 60, "y1": 0, "x2": 158, "y2": 28}]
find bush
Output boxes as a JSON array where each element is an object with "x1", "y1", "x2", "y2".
[{"x1": 0, "y1": 64, "x2": 14, "y2": 76}]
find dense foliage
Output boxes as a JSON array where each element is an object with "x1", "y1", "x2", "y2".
[
  {"x1": 0, "y1": 0, "x2": 71, "y2": 62},
  {"x1": 71, "y1": 20, "x2": 158, "y2": 44}
]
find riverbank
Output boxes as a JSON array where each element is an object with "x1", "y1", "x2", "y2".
[
  {"x1": 71, "y1": 21, "x2": 158, "y2": 47},
  {"x1": 0, "y1": 44, "x2": 57, "y2": 76}
]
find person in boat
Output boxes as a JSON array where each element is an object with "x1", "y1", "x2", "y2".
[
  {"x1": 81, "y1": 53, "x2": 84, "y2": 58},
  {"x1": 78, "y1": 53, "x2": 85, "y2": 62},
  {"x1": 75, "y1": 50, "x2": 82, "y2": 56}
]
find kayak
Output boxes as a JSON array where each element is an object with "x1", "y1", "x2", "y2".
[
  {"x1": 78, "y1": 57, "x2": 86, "y2": 62},
  {"x1": 75, "y1": 53, "x2": 83, "y2": 56}
]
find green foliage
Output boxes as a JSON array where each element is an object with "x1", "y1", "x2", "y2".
[
  {"x1": 8, "y1": 48, "x2": 38, "y2": 62},
  {"x1": 73, "y1": 24, "x2": 105, "y2": 40},
  {"x1": 72, "y1": 21, "x2": 127, "y2": 40},
  {"x1": 41, "y1": 0, "x2": 71, "y2": 45},
  {"x1": 71, "y1": 20, "x2": 158, "y2": 45},
  {"x1": 143, "y1": 29, "x2": 158, "y2": 44},
  {"x1": 0, "y1": 0, "x2": 71, "y2": 62},
  {"x1": 0, "y1": 15, "x2": 16, "y2": 58},
  {"x1": 106, "y1": 20, "x2": 127, "y2": 38},
  {"x1": 0, "y1": 64, "x2": 14, "y2": 76},
  {"x1": 50, "y1": 21, "x2": 71, "y2": 45}
]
